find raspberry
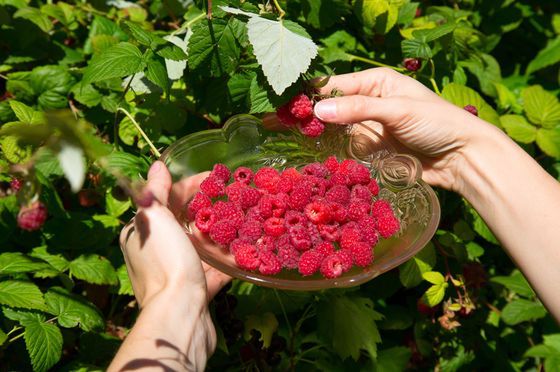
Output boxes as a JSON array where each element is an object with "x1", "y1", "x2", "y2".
[
  {"x1": 464, "y1": 104, "x2": 478, "y2": 116},
  {"x1": 338, "y1": 159, "x2": 356, "y2": 175},
  {"x1": 187, "y1": 192, "x2": 212, "y2": 220},
  {"x1": 225, "y1": 182, "x2": 245, "y2": 203},
  {"x1": 209, "y1": 220, "x2": 237, "y2": 246},
  {"x1": 263, "y1": 217, "x2": 286, "y2": 237},
  {"x1": 303, "y1": 176, "x2": 327, "y2": 197},
  {"x1": 298, "y1": 250, "x2": 323, "y2": 276},
  {"x1": 276, "y1": 104, "x2": 299, "y2": 127},
  {"x1": 371, "y1": 199, "x2": 394, "y2": 219},
  {"x1": 233, "y1": 243, "x2": 260, "y2": 270},
  {"x1": 376, "y1": 215, "x2": 400, "y2": 238},
  {"x1": 200, "y1": 176, "x2": 225, "y2": 198},
  {"x1": 323, "y1": 156, "x2": 339, "y2": 173},
  {"x1": 211, "y1": 163, "x2": 231, "y2": 182},
  {"x1": 10, "y1": 178, "x2": 22, "y2": 191},
  {"x1": 78, "y1": 189, "x2": 100, "y2": 207},
  {"x1": 289, "y1": 184, "x2": 312, "y2": 211},
  {"x1": 358, "y1": 216, "x2": 379, "y2": 246},
  {"x1": 347, "y1": 162, "x2": 371, "y2": 185},
  {"x1": 271, "y1": 194, "x2": 288, "y2": 217},
  {"x1": 328, "y1": 202, "x2": 347, "y2": 223},
  {"x1": 318, "y1": 221, "x2": 340, "y2": 242},
  {"x1": 329, "y1": 171, "x2": 349, "y2": 186},
  {"x1": 347, "y1": 200, "x2": 371, "y2": 221},
  {"x1": 315, "y1": 241, "x2": 335, "y2": 257},
  {"x1": 350, "y1": 184, "x2": 372, "y2": 202},
  {"x1": 213, "y1": 201, "x2": 245, "y2": 229},
  {"x1": 195, "y1": 207, "x2": 217, "y2": 233},
  {"x1": 307, "y1": 221, "x2": 323, "y2": 247},
  {"x1": 349, "y1": 241, "x2": 374, "y2": 267},
  {"x1": 259, "y1": 251, "x2": 282, "y2": 275},
  {"x1": 404, "y1": 58, "x2": 422, "y2": 72},
  {"x1": 288, "y1": 94, "x2": 313, "y2": 119},
  {"x1": 320, "y1": 253, "x2": 348, "y2": 279},
  {"x1": 367, "y1": 179, "x2": 379, "y2": 196},
  {"x1": 289, "y1": 225, "x2": 312, "y2": 251},
  {"x1": 276, "y1": 176, "x2": 293, "y2": 194},
  {"x1": 325, "y1": 185, "x2": 351, "y2": 205},
  {"x1": 233, "y1": 167, "x2": 254, "y2": 185},
  {"x1": 246, "y1": 206, "x2": 265, "y2": 223},
  {"x1": 17, "y1": 201, "x2": 48, "y2": 231},
  {"x1": 240, "y1": 187, "x2": 262, "y2": 210},
  {"x1": 302, "y1": 162, "x2": 330, "y2": 178},
  {"x1": 299, "y1": 116, "x2": 325, "y2": 138},
  {"x1": 230, "y1": 238, "x2": 253, "y2": 255},
  {"x1": 238, "y1": 219, "x2": 263, "y2": 241},
  {"x1": 276, "y1": 236, "x2": 300, "y2": 269},
  {"x1": 254, "y1": 167, "x2": 280, "y2": 193},
  {"x1": 256, "y1": 235, "x2": 276, "y2": 252},
  {"x1": 284, "y1": 210, "x2": 307, "y2": 228},
  {"x1": 339, "y1": 224, "x2": 363, "y2": 250},
  {"x1": 337, "y1": 249, "x2": 354, "y2": 271},
  {"x1": 281, "y1": 168, "x2": 302, "y2": 182},
  {"x1": 304, "y1": 201, "x2": 332, "y2": 224}
]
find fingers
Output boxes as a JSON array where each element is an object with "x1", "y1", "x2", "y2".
[
  {"x1": 168, "y1": 172, "x2": 211, "y2": 217},
  {"x1": 145, "y1": 161, "x2": 172, "y2": 206},
  {"x1": 203, "y1": 263, "x2": 232, "y2": 301}
]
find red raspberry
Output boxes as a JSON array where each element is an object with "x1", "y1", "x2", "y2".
[
  {"x1": 234, "y1": 243, "x2": 260, "y2": 270},
  {"x1": 288, "y1": 94, "x2": 313, "y2": 119},
  {"x1": 187, "y1": 192, "x2": 212, "y2": 220},
  {"x1": 339, "y1": 224, "x2": 363, "y2": 250},
  {"x1": 276, "y1": 236, "x2": 300, "y2": 269},
  {"x1": 284, "y1": 210, "x2": 307, "y2": 228},
  {"x1": 276, "y1": 176, "x2": 293, "y2": 194},
  {"x1": 211, "y1": 163, "x2": 231, "y2": 182},
  {"x1": 326, "y1": 185, "x2": 351, "y2": 205},
  {"x1": 299, "y1": 116, "x2": 325, "y2": 137},
  {"x1": 246, "y1": 206, "x2": 265, "y2": 223},
  {"x1": 233, "y1": 166, "x2": 254, "y2": 185},
  {"x1": 200, "y1": 176, "x2": 225, "y2": 198},
  {"x1": 209, "y1": 220, "x2": 237, "y2": 246},
  {"x1": 263, "y1": 217, "x2": 286, "y2": 237},
  {"x1": 17, "y1": 201, "x2": 48, "y2": 231},
  {"x1": 304, "y1": 201, "x2": 331, "y2": 224},
  {"x1": 338, "y1": 249, "x2": 353, "y2": 271},
  {"x1": 358, "y1": 216, "x2": 379, "y2": 246},
  {"x1": 78, "y1": 189, "x2": 100, "y2": 207},
  {"x1": 404, "y1": 58, "x2": 422, "y2": 72},
  {"x1": 349, "y1": 241, "x2": 374, "y2": 267},
  {"x1": 329, "y1": 172, "x2": 349, "y2": 186},
  {"x1": 259, "y1": 251, "x2": 282, "y2": 275},
  {"x1": 371, "y1": 199, "x2": 394, "y2": 219},
  {"x1": 328, "y1": 202, "x2": 347, "y2": 223},
  {"x1": 271, "y1": 194, "x2": 288, "y2": 217},
  {"x1": 281, "y1": 168, "x2": 302, "y2": 182},
  {"x1": 302, "y1": 162, "x2": 330, "y2": 178},
  {"x1": 225, "y1": 182, "x2": 244, "y2": 203},
  {"x1": 307, "y1": 221, "x2": 323, "y2": 247},
  {"x1": 289, "y1": 225, "x2": 312, "y2": 251},
  {"x1": 315, "y1": 241, "x2": 335, "y2": 257},
  {"x1": 298, "y1": 250, "x2": 323, "y2": 276},
  {"x1": 318, "y1": 221, "x2": 340, "y2": 242},
  {"x1": 195, "y1": 207, "x2": 217, "y2": 233},
  {"x1": 350, "y1": 184, "x2": 372, "y2": 202},
  {"x1": 338, "y1": 159, "x2": 356, "y2": 175},
  {"x1": 10, "y1": 178, "x2": 22, "y2": 191},
  {"x1": 377, "y1": 215, "x2": 400, "y2": 238},
  {"x1": 256, "y1": 235, "x2": 276, "y2": 252},
  {"x1": 238, "y1": 219, "x2": 262, "y2": 241},
  {"x1": 289, "y1": 184, "x2": 312, "y2": 211},
  {"x1": 303, "y1": 176, "x2": 327, "y2": 197},
  {"x1": 323, "y1": 156, "x2": 339, "y2": 173},
  {"x1": 417, "y1": 298, "x2": 438, "y2": 316},
  {"x1": 230, "y1": 238, "x2": 252, "y2": 255},
  {"x1": 347, "y1": 200, "x2": 371, "y2": 221},
  {"x1": 464, "y1": 104, "x2": 478, "y2": 116},
  {"x1": 347, "y1": 162, "x2": 371, "y2": 185},
  {"x1": 320, "y1": 253, "x2": 348, "y2": 279},
  {"x1": 240, "y1": 187, "x2": 262, "y2": 210},
  {"x1": 276, "y1": 104, "x2": 299, "y2": 127},
  {"x1": 367, "y1": 179, "x2": 379, "y2": 196},
  {"x1": 213, "y1": 201, "x2": 245, "y2": 229},
  {"x1": 254, "y1": 167, "x2": 280, "y2": 193}
]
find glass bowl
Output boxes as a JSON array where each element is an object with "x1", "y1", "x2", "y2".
[{"x1": 161, "y1": 114, "x2": 440, "y2": 290}]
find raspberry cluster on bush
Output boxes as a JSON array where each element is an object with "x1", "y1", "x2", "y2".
[
  {"x1": 276, "y1": 93, "x2": 325, "y2": 138},
  {"x1": 187, "y1": 158, "x2": 401, "y2": 279}
]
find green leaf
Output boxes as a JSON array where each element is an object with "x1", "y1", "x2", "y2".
[
  {"x1": 317, "y1": 295, "x2": 382, "y2": 360},
  {"x1": 82, "y1": 42, "x2": 146, "y2": 85},
  {"x1": 124, "y1": 21, "x2": 157, "y2": 47},
  {"x1": 461, "y1": 54, "x2": 502, "y2": 97},
  {"x1": 13, "y1": 7, "x2": 52, "y2": 32},
  {"x1": 45, "y1": 287, "x2": 104, "y2": 332},
  {"x1": 494, "y1": 83, "x2": 523, "y2": 112},
  {"x1": 29, "y1": 65, "x2": 76, "y2": 110},
  {"x1": 354, "y1": 0, "x2": 400, "y2": 34},
  {"x1": 249, "y1": 75, "x2": 274, "y2": 114},
  {"x1": 145, "y1": 54, "x2": 169, "y2": 95},
  {"x1": 423, "y1": 282, "x2": 448, "y2": 307},
  {"x1": 544, "y1": 334, "x2": 560, "y2": 352},
  {"x1": 527, "y1": 36, "x2": 560, "y2": 75},
  {"x1": 374, "y1": 346, "x2": 412, "y2": 372},
  {"x1": 116, "y1": 265, "x2": 134, "y2": 296},
  {"x1": 164, "y1": 33, "x2": 189, "y2": 80},
  {"x1": 57, "y1": 140, "x2": 86, "y2": 193},
  {"x1": 466, "y1": 204, "x2": 499, "y2": 244},
  {"x1": 0, "y1": 280, "x2": 47, "y2": 311},
  {"x1": 522, "y1": 85, "x2": 560, "y2": 128},
  {"x1": 536, "y1": 127, "x2": 560, "y2": 159},
  {"x1": 441, "y1": 83, "x2": 501, "y2": 127},
  {"x1": 70, "y1": 84, "x2": 102, "y2": 108},
  {"x1": 24, "y1": 318, "x2": 63, "y2": 372},
  {"x1": 491, "y1": 270, "x2": 535, "y2": 297},
  {"x1": 401, "y1": 38, "x2": 432, "y2": 59},
  {"x1": 243, "y1": 312, "x2": 278, "y2": 348},
  {"x1": 501, "y1": 299, "x2": 547, "y2": 325},
  {"x1": 29, "y1": 246, "x2": 69, "y2": 272},
  {"x1": 3, "y1": 308, "x2": 46, "y2": 326},
  {"x1": 68, "y1": 254, "x2": 118, "y2": 285},
  {"x1": 399, "y1": 242, "x2": 436, "y2": 288},
  {"x1": 9, "y1": 100, "x2": 43, "y2": 124},
  {"x1": 501, "y1": 115, "x2": 537, "y2": 143},
  {"x1": 156, "y1": 43, "x2": 188, "y2": 61},
  {"x1": 525, "y1": 344, "x2": 560, "y2": 358},
  {"x1": 413, "y1": 21, "x2": 456, "y2": 42},
  {"x1": 106, "y1": 190, "x2": 131, "y2": 217},
  {"x1": 0, "y1": 328, "x2": 7, "y2": 346},
  {"x1": 302, "y1": 0, "x2": 351, "y2": 30},
  {"x1": 0, "y1": 252, "x2": 49, "y2": 275},
  {"x1": 422, "y1": 271, "x2": 445, "y2": 285},
  {"x1": 0, "y1": 124, "x2": 34, "y2": 164}
]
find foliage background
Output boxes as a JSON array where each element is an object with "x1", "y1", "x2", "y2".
[{"x1": 1, "y1": 0, "x2": 560, "y2": 370}]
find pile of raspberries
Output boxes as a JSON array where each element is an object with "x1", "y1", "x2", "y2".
[
  {"x1": 186, "y1": 157, "x2": 400, "y2": 279},
  {"x1": 276, "y1": 93, "x2": 325, "y2": 137}
]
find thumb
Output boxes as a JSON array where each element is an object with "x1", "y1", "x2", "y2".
[
  {"x1": 314, "y1": 95, "x2": 409, "y2": 126},
  {"x1": 145, "y1": 161, "x2": 172, "y2": 206}
]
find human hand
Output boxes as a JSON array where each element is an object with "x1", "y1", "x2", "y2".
[{"x1": 312, "y1": 67, "x2": 500, "y2": 193}]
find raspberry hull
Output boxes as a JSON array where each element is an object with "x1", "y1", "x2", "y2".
[{"x1": 187, "y1": 157, "x2": 401, "y2": 279}]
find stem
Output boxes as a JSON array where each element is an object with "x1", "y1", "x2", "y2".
[
  {"x1": 429, "y1": 59, "x2": 441, "y2": 95},
  {"x1": 272, "y1": 0, "x2": 286, "y2": 19},
  {"x1": 116, "y1": 108, "x2": 162, "y2": 158},
  {"x1": 8, "y1": 332, "x2": 25, "y2": 344},
  {"x1": 171, "y1": 12, "x2": 206, "y2": 36},
  {"x1": 6, "y1": 326, "x2": 22, "y2": 336},
  {"x1": 113, "y1": 73, "x2": 136, "y2": 151},
  {"x1": 273, "y1": 289, "x2": 294, "y2": 371},
  {"x1": 346, "y1": 53, "x2": 407, "y2": 72}
]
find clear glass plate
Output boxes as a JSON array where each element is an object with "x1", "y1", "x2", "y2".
[{"x1": 161, "y1": 114, "x2": 440, "y2": 290}]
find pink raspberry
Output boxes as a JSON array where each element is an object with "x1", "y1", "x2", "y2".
[
  {"x1": 256, "y1": 235, "x2": 276, "y2": 252},
  {"x1": 233, "y1": 166, "x2": 254, "y2": 185},
  {"x1": 289, "y1": 184, "x2": 312, "y2": 211},
  {"x1": 276, "y1": 104, "x2": 299, "y2": 127},
  {"x1": 254, "y1": 167, "x2": 280, "y2": 193},
  {"x1": 315, "y1": 241, "x2": 335, "y2": 257},
  {"x1": 200, "y1": 176, "x2": 225, "y2": 198},
  {"x1": 358, "y1": 216, "x2": 379, "y2": 246},
  {"x1": 289, "y1": 225, "x2": 312, "y2": 251},
  {"x1": 246, "y1": 206, "x2": 265, "y2": 223},
  {"x1": 371, "y1": 199, "x2": 395, "y2": 219},
  {"x1": 230, "y1": 238, "x2": 252, "y2": 255},
  {"x1": 347, "y1": 162, "x2": 371, "y2": 185},
  {"x1": 240, "y1": 187, "x2": 262, "y2": 210},
  {"x1": 404, "y1": 58, "x2": 422, "y2": 72},
  {"x1": 377, "y1": 215, "x2": 401, "y2": 238},
  {"x1": 464, "y1": 104, "x2": 478, "y2": 116},
  {"x1": 303, "y1": 176, "x2": 327, "y2": 197},
  {"x1": 304, "y1": 201, "x2": 332, "y2": 224},
  {"x1": 187, "y1": 192, "x2": 211, "y2": 220},
  {"x1": 195, "y1": 207, "x2": 217, "y2": 233},
  {"x1": 225, "y1": 182, "x2": 245, "y2": 203},
  {"x1": 299, "y1": 116, "x2": 325, "y2": 137},
  {"x1": 10, "y1": 178, "x2": 22, "y2": 192},
  {"x1": 338, "y1": 249, "x2": 354, "y2": 271},
  {"x1": 323, "y1": 156, "x2": 339, "y2": 173},
  {"x1": 281, "y1": 168, "x2": 302, "y2": 182},
  {"x1": 349, "y1": 241, "x2": 374, "y2": 267},
  {"x1": 307, "y1": 221, "x2": 323, "y2": 247},
  {"x1": 288, "y1": 94, "x2": 313, "y2": 119},
  {"x1": 259, "y1": 251, "x2": 282, "y2": 275},
  {"x1": 367, "y1": 179, "x2": 379, "y2": 196},
  {"x1": 328, "y1": 202, "x2": 347, "y2": 223},
  {"x1": 318, "y1": 221, "x2": 340, "y2": 242},
  {"x1": 284, "y1": 210, "x2": 307, "y2": 228},
  {"x1": 271, "y1": 194, "x2": 288, "y2": 217},
  {"x1": 276, "y1": 236, "x2": 300, "y2": 269},
  {"x1": 209, "y1": 220, "x2": 237, "y2": 246},
  {"x1": 302, "y1": 162, "x2": 330, "y2": 178},
  {"x1": 351, "y1": 184, "x2": 372, "y2": 202},
  {"x1": 339, "y1": 224, "x2": 363, "y2": 250},
  {"x1": 325, "y1": 185, "x2": 351, "y2": 205},
  {"x1": 211, "y1": 163, "x2": 231, "y2": 182},
  {"x1": 213, "y1": 201, "x2": 245, "y2": 229},
  {"x1": 298, "y1": 250, "x2": 323, "y2": 276},
  {"x1": 347, "y1": 200, "x2": 371, "y2": 221},
  {"x1": 17, "y1": 201, "x2": 48, "y2": 231},
  {"x1": 234, "y1": 243, "x2": 260, "y2": 270},
  {"x1": 276, "y1": 176, "x2": 293, "y2": 194},
  {"x1": 238, "y1": 219, "x2": 263, "y2": 242},
  {"x1": 329, "y1": 171, "x2": 349, "y2": 186},
  {"x1": 320, "y1": 252, "x2": 351, "y2": 279},
  {"x1": 263, "y1": 217, "x2": 286, "y2": 237}
]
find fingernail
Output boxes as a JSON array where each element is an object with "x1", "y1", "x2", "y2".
[
  {"x1": 314, "y1": 100, "x2": 337, "y2": 121},
  {"x1": 148, "y1": 161, "x2": 163, "y2": 178}
]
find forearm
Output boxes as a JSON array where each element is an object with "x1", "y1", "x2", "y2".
[
  {"x1": 108, "y1": 288, "x2": 215, "y2": 372},
  {"x1": 458, "y1": 123, "x2": 560, "y2": 320}
]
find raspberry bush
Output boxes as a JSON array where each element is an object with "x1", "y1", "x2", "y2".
[{"x1": 1, "y1": 0, "x2": 560, "y2": 371}]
